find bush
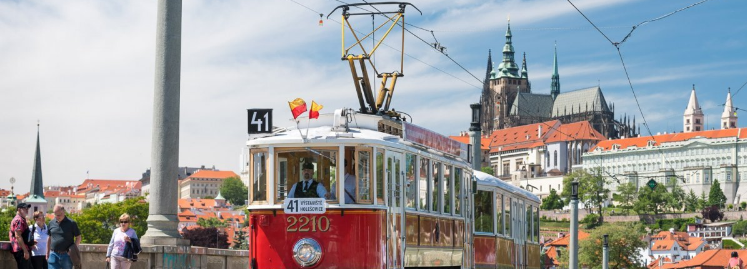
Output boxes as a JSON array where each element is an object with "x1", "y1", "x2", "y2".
[{"x1": 582, "y1": 214, "x2": 600, "y2": 229}]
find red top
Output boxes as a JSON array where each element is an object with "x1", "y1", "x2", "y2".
[
  {"x1": 10, "y1": 213, "x2": 29, "y2": 252},
  {"x1": 729, "y1": 257, "x2": 744, "y2": 268}
]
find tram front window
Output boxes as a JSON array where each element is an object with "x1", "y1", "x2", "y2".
[{"x1": 276, "y1": 149, "x2": 338, "y2": 202}]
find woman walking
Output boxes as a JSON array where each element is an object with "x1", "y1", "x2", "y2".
[
  {"x1": 105, "y1": 213, "x2": 139, "y2": 269},
  {"x1": 30, "y1": 211, "x2": 48, "y2": 269}
]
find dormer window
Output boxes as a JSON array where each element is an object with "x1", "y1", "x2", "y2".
[
  {"x1": 647, "y1": 140, "x2": 656, "y2": 147},
  {"x1": 612, "y1": 144, "x2": 620, "y2": 150}
]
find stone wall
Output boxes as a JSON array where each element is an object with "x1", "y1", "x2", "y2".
[
  {"x1": 0, "y1": 242, "x2": 248, "y2": 269},
  {"x1": 541, "y1": 210, "x2": 747, "y2": 224}
]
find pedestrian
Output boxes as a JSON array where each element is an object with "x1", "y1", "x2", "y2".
[
  {"x1": 30, "y1": 210, "x2": 49, "y2": 269},
  {"x1": 46, "y1": 204, "x2": 81, "y2": 269},
  {"x1": 9, "y1": 203, "x2": 33, "y2": 269},
  {"x1": 728, "y1": 251, "x2": 744, "y2": 269},
  {"x1": 106, "y1": 213, "x2": 140, "y2": 269}
]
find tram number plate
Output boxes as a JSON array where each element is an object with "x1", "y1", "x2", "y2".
[
  {"x1": 287, "y1": 216, "x2": 331, "y2": 232},
  {"x1": 283, "y1": 198, "x2": 326, "y2": 214},
  {"x1": 247, "y1": 109, "x2": 273, "y2": 134}
]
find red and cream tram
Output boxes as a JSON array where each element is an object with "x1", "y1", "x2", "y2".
[{"x1": 246, "y1": 110, "x2": 541, "y2": 269}]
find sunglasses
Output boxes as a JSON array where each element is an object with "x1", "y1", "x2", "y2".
[{"x1": 120, "y1": 221, "x2": 129, "y2": 224}]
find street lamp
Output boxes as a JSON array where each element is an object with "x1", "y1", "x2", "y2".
[
  {"x1": 603, "y1": 234, "x2": 609, "y2": 269},
  {"x1": 569, "y1": 181, "x2": 579, "y2": 269}
]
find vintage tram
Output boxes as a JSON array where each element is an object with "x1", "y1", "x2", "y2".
[{"x1": 246, "y1": 109, "x2": 541, "y2": 268}]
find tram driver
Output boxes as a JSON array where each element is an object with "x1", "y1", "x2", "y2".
[{"x1": 288, "y1": 161, "x2": 330, "y2": 199}]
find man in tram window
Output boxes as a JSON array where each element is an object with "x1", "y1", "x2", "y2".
[
  {"x1": 288, "y1": 161, "x2": 330, "y2": 199},
  {"x1": 330, "y1": 160, "x2": 356, "y2": 203}
]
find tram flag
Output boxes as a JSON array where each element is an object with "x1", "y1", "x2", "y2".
[
  {"x1": 288, "y1": 98, "x2": 307, "y2": 119},
  {"x1": 309, "y1": 101, "x2": 323, "y2": 119}
]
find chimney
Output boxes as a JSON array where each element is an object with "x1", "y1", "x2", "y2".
[{"x1": 538, "y1": 125, "x2": 543, "y2": 138}]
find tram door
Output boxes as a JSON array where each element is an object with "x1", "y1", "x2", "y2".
[{"x1": 386, "y1": 151, "x2": 405, "y2": 269}]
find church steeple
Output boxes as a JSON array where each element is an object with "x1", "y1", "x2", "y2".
[
  {"x1": 683, "y1": 84, "x2": 704, "y2": 132},
  {"x1": 497, "y1": 17, "x2": 519, "y2": 78},
  {"x1": 485, "y1": 50, "x2": 495, "y2": 81},
  {"x1": 551, "y1": 42, "x2": 560, "y2": 100},
  {"x1": 520, "y1": 52, "x2": 528, "y2": 79},
  {"x1": 25, "y1": 122, "x2": 47, "y2": 213},
  {"x1": 722, "y1": 88, "x2": 737, "y2": 129}
]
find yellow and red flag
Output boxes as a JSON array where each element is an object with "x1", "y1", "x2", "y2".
[
  {"x1": 288, "y1": 98, "x2": 307, "y2": 119},
  {"x1": 309, "y1": 101, "x2": 323, "y2": 119}
]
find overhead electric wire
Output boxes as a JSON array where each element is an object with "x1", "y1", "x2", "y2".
[
  {"x1": 733, "y1": 80, "x2": 747, "y2": 98},
  {"x1": 565, "y1": 0, "x2": 714, "y2": 175},
  {"x1": 285, "y1": 0, "x2": 481, "y2": 90}
]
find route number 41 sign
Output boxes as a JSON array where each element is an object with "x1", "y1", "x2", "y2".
[{"x1": 247, "y1": 109, "x2": 273, "y2": 134}]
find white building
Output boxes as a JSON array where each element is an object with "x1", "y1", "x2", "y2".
[
  {"x1": 647, "y1": 229, "x2": 705, "y2": 263},
  {"x1": 179, "y1": 170, "x2": 239, "y2": 199},
  {"x1": 584, "y1": 88, "x2": 746, "y2": 203}
]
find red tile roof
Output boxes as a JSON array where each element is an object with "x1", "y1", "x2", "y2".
[
  {"x1": 448, "y1": 135, "x2": 491, "y2": 150},
  {"x1": 178, "y1": 198, "x2": 219, "y2": 210},
  {"x1": 544, "y1": 121, "x2": 604, "y2": 143},
  {"x1": 187, "y1": 170, "x2": 239, "y2": 180},
  {"x1": 667, "y1": 249, "x2": 745, "y2": 268},
  {"x1": 76, "y1": 179, "x2": 140, "y2": 193},
  {"x1": 546, "y1": 230, "x2": 590, "y2": 247},
  {"x1": 593, "y1": 127, "x2": 747, "y2": 152},
  {"x1": 489, "y1": 120, "x2": 559, "y2": 153}
]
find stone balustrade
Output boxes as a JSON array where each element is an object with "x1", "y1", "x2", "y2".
[{"x1": 0, "y1": 242, "x2": 248, "y2": 269}]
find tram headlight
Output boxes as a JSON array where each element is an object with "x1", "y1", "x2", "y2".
[{"x1": 292, "y1": 238, "x2": 322, "y2": 267}]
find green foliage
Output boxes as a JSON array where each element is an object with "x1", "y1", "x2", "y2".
[
  {"x1": 69, "y1": 197, "x2": 148, "y2": 244},
  {"x1": 729, "y1": 204, "x2": 735, "y2": 210},
  {"x1": 220, "y1": 177, "x2": 248, "y2": 206},
  {"x1": 197, "y1": 217, "x2": 228, "y2": 228},
  {"x1": 723, "y1": 238, "x2": 743, "y2": 250},
  {"x1": 561, "y1": 169, "x2": 609, "y2": 216},
  {"x1": 698, "y1": 191, "x2": 709, "y2": 211},
  {"x1": 232, "y1": 229, "x2": 248, "y2": 250},
  {"x1": 612, "y1": 182, "x2": 637, "y2": 215},
  {"x1": 481, "y1": 166, "x2": 494, "y2": 175},
  {"x1": 203, "y1": 196, "x2": 215, "y2": 200},
  {"x1": 558, "y1": 224, "x2": 646, "y2": 269},
  {"x1": 541, "y1": 189, "x2": 564, "y2": 210},
  {"x1": 665, "y1": 180, "x2": 686, "y2": 213},
  {"x1": 732, "y1": 220, "x2": 747, "y2": 237},
  {"x1": 0, "y1": 207, "x2": 17, "y2": 241},
  {"x1": 684, "y1": 190, "x2": 699, "y2": 212},
  {"x1": 633, "y1": 185, "x2": 668, "y2": 215},
  {"x1": 182, "y1": 227, "x2": 229, "y2": 249},
  {"x1": 581, "y1": 213, "x2": 600, "y2": 229},
  {"x1": 709, "y1": 180, "x2": 727, "y2": 208}
]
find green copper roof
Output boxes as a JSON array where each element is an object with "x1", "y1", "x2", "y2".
[{"x1": 215, "y1": 190, "x2": 225, "y2": 200}]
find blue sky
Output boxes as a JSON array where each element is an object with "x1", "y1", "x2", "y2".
[{"x1": 1, "y1": 0, "x2": 745, "y2": 188}]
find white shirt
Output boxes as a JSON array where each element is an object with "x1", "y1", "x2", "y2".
[
  {"x1": 331, "y1": 173, "x2": 357, "y2": 203},
  {"x1": 31, "y1": 223, "x2": 48, "y2": 256},
  {"x1": 287, "y1": 179, "x2": 328, "y2": 198}
]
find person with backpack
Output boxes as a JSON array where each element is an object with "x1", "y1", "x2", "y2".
[
  {"x1": 728, "y1": 251, "x2": 744, "y2": 269},
  {"x1": 10, "y1": 203, "x2": 33, "y2": 269},
  {"x1": 30, "y1": 210, "x2": 49, "y2": 269}
]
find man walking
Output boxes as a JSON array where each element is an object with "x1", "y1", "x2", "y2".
[
  {"x1": 46, "y1": 205, "x2": 81, "y2": 269},
  {"x1": 10, "y1": 203, "x2": 33, "y2": 269}
]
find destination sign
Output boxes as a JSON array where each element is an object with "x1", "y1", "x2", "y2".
[
  {"x1": 403, "y1": 122, "x2": 468, "y2": 159},
  {"x1": 283, "y1": 198, "x2": 327, "y2": 214}
]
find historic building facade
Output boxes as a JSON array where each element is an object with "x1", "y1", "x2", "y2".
[{"x1": 479, "y1": 21, "x2": 637, "y2": 139}]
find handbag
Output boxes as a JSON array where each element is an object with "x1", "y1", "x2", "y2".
[{"x1": 69, "y1": 242, "x2": 82, "y2": 268}]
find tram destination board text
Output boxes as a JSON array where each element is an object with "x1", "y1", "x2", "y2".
[{"x1": 283, "y1": 198, "x2": 327, "y2": 214}]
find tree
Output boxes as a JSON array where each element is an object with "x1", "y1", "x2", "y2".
[
  {"x1": 0, "y1": 207, "x2": 17, "y2": 241},
  {"x1": 558, "y1": 224, "x2": 646, "y2": 269},
  {"x1": 69, "y1": 197, "x2": 149, "y2": 244},
  {"x1": 732, "y1": 220, "x2": 747, "y2": 237},
  {"x1": 232, "y1": 229, "x2": 248, "y2": 250},
  {"x1": 220, "y1": 177, "x2": 248, "y2": 206},
  {"x1": 203, "y1": 196, "x2": 215, "y2": 200},
  {"x1": 708, "y1": 180, "x2": 727, "y2": 208},
  {"x1": 633, "y1": 185, "x2": 668, "y2": 215},
  {"x1": 666, "y1": 180, "x2": 686, "y2": 213},
  {"x1": 481, "y1": 166, "x2": 495, "y2": 176},
  {"x1": 684, "y1": 190, "x2": 699, "y2": 213},
  {"x1": 613, "y1": 182, "x2": 637, "y2": 215},
  {"x1": 698, "y1": 191, "x2": 709, "y2": 211},
  {"x1": 541, "y1": 189, "x2": 564, "y2": 210},
  {"x1": 702, "y1": 205, "x2": 724, "y2": 223},
  {"x1": 182, "y1": 227, "x2": 229, "y2": 249},
  {"x1": 561, "y1": 169, "x2": 609, "y2": 218},
  {"x1": 197, "y1": 217, "x2": 228, "y2": 228}
]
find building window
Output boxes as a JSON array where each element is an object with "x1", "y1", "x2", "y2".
[
  {"x1": 554, "y1": 151, "x2": 558, "y2": 166},
  {"x1": 696, "y1": 119, "x2": 701, "y2": 124},
  {"x1": 686, "y1": 119, "x2": 690, "y2": 124}
]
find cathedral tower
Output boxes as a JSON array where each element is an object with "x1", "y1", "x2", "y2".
[
  {"x1": 551, "y1": 42, "x2": 560, "y2": 100},
  {"x1": 683, "y1": 85, "x2": 704, "y2": 132},
  {"x1": 721, "y1": 88, "x2": 737, "y2": 129}
]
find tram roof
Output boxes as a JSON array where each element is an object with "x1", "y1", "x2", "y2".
[{"x1": 473, "y1": 171, "x2": 541, "y2": 203}]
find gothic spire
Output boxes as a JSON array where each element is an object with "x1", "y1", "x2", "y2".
[
  {"x1": 685, "y1": 84, "x2": 703, "y2": 115},
  {"x1": 520, "y1": 52, "x2": 528, "y2": 79},
  {"x1": 497, "y1": 17, "x2": 519, "y2": 78},
  {"x1": 722, "y1": 87, "x2": 737, "y2": 129},
  {"x1": 485, "y1": 49, "x2": 494, "y2": 82},
  {"x1": 551, "y1": 42, "x2": 560, "y2": 100},
  {"x1": 30, "y1": 122, "x2": 45, "y2": 200}
]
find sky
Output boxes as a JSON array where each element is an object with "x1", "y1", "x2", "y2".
[{"x1": 1, "y1": 0, "x2": 746, "y2": 190}]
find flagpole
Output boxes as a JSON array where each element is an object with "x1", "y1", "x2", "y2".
[
  {"x1": 295, "y1": 120, "x2": 305, "y2": 143},
  {"x1": 305, "y1": 116, "x2": 311, "y2": 139}
]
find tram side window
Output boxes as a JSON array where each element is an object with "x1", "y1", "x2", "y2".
[
  {"x1": 419, "y1": 157, "x2": 429, "y2": 211},
  {"x1": 454, "y1": 168, "x2": 462, "y2": 216},
  {"x1": 474, "y1": 190, "x2": 494, "y2": 233},
  {"x1": 505, "y1": 198, "x2": 512, "y2": 236},
  {"x1": 250, "y1": 150, "x2": 268, "y2": 204},
  {"x1": 443, "y1": 165, "x2": 452, "y2": 214},
  {"x1": 376, "y1": 150, "x2": 385, "y2": 204},
  {"x1": 431, "y1": 162, "x2": 441, "y2": 213},
  {"x1": 275, "y1": 149, "x2": 338, "y2": 203},
  {"x1": 496, "y1": 193, "x2": 503, "y2": 235},
  {"x1": 526, "y1": 204, "x2": 532, "y2": 241},
  {"x1": 354, "y1": 148, "x2": 372, "y2": 204},
  {"x1": 405, "y1": 154, "x2": 416, "y2": 209},
  {"x1": 534, "y1": 207, "x2": 540, "y2": 243}
]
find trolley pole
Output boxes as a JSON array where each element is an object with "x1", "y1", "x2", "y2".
[
  {"x1": 469, "y1": 103, "x2": 482, "y2": 171},
  {"x1": 603, "y1": 234, "x2": 609, "y2": 269},
  {"x1": 569, "y1": 181, "x2": 579, "y2": 269}
]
